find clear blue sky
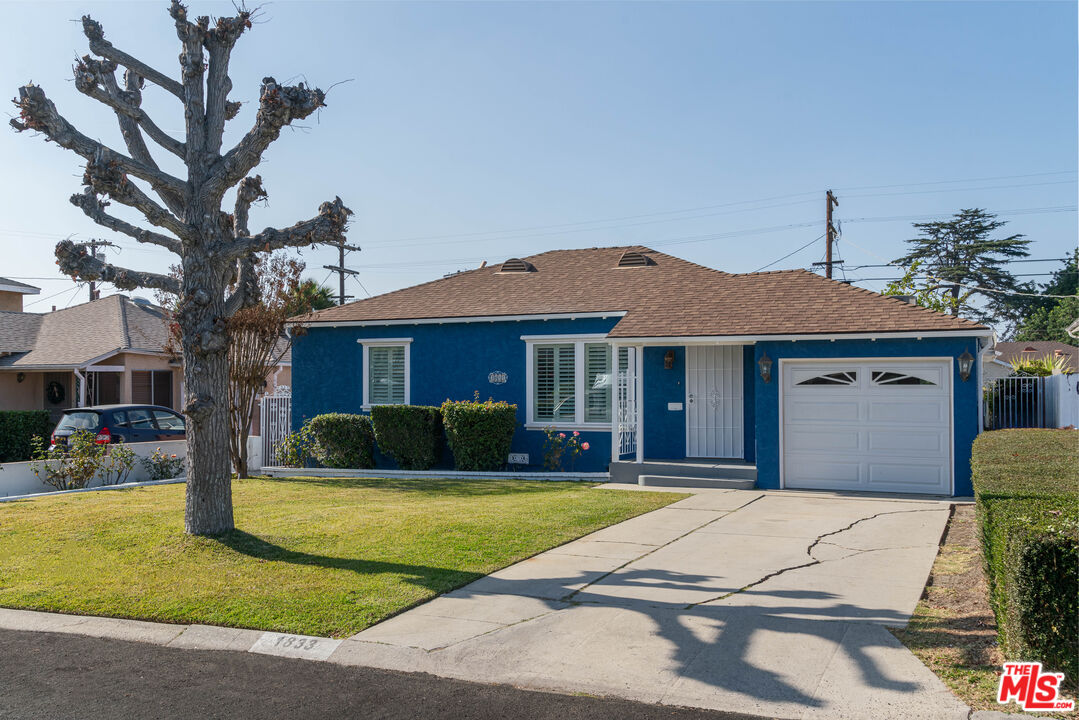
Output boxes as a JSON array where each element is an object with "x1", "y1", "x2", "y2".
[{"x1": 1, "y1": 1, "x2": 1075, "y2": 318}]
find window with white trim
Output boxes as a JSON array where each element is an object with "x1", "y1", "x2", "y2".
[
  {"x1": 527, "y1": 338, "x2": 611, "y2": 426},
  {"x1": 359, "y1": 339, "x2": 411, "y2": 409}
]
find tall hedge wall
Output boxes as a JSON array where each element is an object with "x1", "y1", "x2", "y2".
[
  {"x1": 370, "y1": 405, "x2": 443, "y2": 470},
  {"x1": 972, "y1": 429, "x2": 1078, "y2": 689},
  {"x1": 0, "y1": 410, "x2": 53, "y2": 462},
  {"x1": 440, "y1": 398, "x2": 517, "y2": 471}
]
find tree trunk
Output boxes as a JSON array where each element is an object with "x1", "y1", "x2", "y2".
[{"x1": 181, "y1": 262, "x2": 234, "y2": 536}]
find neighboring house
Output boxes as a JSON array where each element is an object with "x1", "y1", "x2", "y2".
[
  {"x1": 291, "y1": 246, "x2": 992, "y2": 497},
  {"x1": 982, "y1": 341, "x2": 1078, "y2": 383},
  {"x1": 0, "y1": 290, "x2": 182, "y2": 422},
  {"x1": 0, "y1": 277, "x2": 40, "y2": 312}
]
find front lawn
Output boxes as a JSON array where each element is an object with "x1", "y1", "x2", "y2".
[{"x1": 0, "y1": 477, "x2": 681, "y2": 637}]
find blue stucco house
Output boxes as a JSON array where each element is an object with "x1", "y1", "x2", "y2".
[{"x1": 290, "y1": 246, "x2": 992, "y2": 496}]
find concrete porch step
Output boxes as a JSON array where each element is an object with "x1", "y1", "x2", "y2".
[
  {"x1": 637, "y1": 475, "x2": 756, "y2": 490},
  {"x1": 609, "y1": 460, "x2": 756, "y2": 485}
]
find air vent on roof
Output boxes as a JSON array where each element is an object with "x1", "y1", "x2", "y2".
[
  {"x1": 499, "y1": 258, "x2": 536, "y2": 273},
  {"x1": 616, "y1": 250, "x2": 656, "y2": 268}
]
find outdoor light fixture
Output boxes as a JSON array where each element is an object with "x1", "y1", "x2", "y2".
[
  {"x1": 16, "y1": 372, "x2": 25, "y2": 383},
  {"x1": 758, "y1": 351, "x2": 773, "y2": 383},
  {"x1": 664, "y1": 350, "x2": 675, "y2": 370},
  {"x1": 958, "y1": 350, "x2": 974, "y2": 382}
]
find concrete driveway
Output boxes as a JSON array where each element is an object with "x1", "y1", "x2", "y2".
[{"x1": 329, "y1": 487, "x2": 967, "y2": 720}]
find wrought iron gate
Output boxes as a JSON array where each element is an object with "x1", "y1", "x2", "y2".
[
  {"x1": 260, "y1": 387, "x2": 292, "y2": 466},
  {"x1": 985, "y1": 376, "x2": 1048, "y2": 429}
]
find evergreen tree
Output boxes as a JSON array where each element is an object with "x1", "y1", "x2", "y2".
[
  {"x1": 995, "y1": 251, "x2": 1078, "y2": 342},
  {"x1": 893, "y1": 208, "x2": 1030, "y2": 322}
]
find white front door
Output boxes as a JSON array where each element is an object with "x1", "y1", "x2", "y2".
[
  {"x1": 686, "y1": 345, "x2": 744, "y2": 458},
  {"x1": 782, "y1": 359, "x2": 952, "y2": 494}
]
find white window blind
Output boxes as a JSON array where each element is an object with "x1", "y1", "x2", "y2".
[
  {"x1": 534, "y1": 344, "x2": 576, "y2": 422},
  {"x1": 584, "y1": 343, "x2": 612, "y2": 423},
  {"x1": 368, "y1": 345, "x2": 405, "y2": 405}
]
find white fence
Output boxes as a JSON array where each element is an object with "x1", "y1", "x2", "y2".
[
  {"x1": 260, "y1": 389, "x2": 292, "y2": 468},
  {"x1": 986, "y1": 374, "x2": 1079, "y2": 429},
  {"x1": 0, "y1": 440, "x2": 186, "y2": 498}
]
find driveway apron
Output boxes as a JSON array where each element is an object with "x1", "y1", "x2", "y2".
[{"x1": 332, "y1": 488, "x2": 966, "y2": 720}]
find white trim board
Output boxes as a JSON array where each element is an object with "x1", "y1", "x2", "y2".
[{"x1": 609, "y1": 330, "x2": 993, "y2": 345}]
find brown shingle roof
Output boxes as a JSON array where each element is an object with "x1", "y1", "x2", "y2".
[
  {"x1": 295, "y1": 246, "x2": 988, "y2": 337},
  {"x1": 0, "y1": 295, "x2": 171, "y2": 368}
]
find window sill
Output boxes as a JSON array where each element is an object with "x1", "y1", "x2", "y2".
[
  {"x1": 524, "y1": 423, "x2": 612, "y2": 432},
  {"x1": 361, "y1": 403, "x2": 408, "y2": 411}
]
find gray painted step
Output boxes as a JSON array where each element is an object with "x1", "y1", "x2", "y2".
[
  {"x1": 609, "y1": 460, "x2": 756, "y2": 485},
  {"x1": 637, "y1": 475, "x2": 755, "y2": 490}
]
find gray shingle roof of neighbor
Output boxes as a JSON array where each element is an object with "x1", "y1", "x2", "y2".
[
  {"x1": 0, "y1": 277, "x2": 41, "y2": 294},
  {"x1": 992, "y1": 341, "x2": 1078, "y2": 371},
  {"x1": 0, "y1": 295, "x2": 171, "y2": 369},
  {"x1": 292, "y1": 245, "x2": 990, "y2": 338}
]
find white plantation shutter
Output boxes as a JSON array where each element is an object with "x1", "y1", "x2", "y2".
[
  {"x1": 584, "y1": 343, "x2": 612, "y2": 422},
  {"x1": 534, "y1": 344, "x2": 576, "y2": 422},
  {"x1": 368, "y1": 345, "x2": 405, "y2": 405}
]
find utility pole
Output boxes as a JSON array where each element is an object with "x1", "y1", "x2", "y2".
[
  {"x1": 85, "y1": 238, "x2": 117, "y2": 301},
  {"x1": 323, "y1": 240, "x2": 361, "y2": 306},
  {"x1": 824, "y1": 190, "x2": 839, "y2": 279}
]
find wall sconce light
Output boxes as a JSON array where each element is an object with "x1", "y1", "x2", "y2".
[
  {"x1": 958, "y1": 350, "x2": 974, "y2": 382},
  {"x1": 663, "y1": 350, "x2": 675, "y2": 370},
  {"x1": 16, "y1": 372, "x2": 25, "y2": 383},
  {"x1": 758, "y1": 351, "x2": 773, "y2": 383}
]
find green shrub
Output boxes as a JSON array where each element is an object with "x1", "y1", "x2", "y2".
[
  {"x1": 370, "y1": 405, "x2": 443, "y2": 470},
  {"x1": 0, "y1": 410, "x2": 53, "y2": 463},
  {"x1": 440, "y1": 397, "x2": 517, "y2": 471},
  {"x1": 972, "y1": 430, "x2": 1078, "y2": 689},
  {"x1": 305, "y1": 413, "x2": 375, "y2": 469}
]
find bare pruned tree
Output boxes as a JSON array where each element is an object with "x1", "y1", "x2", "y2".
[{"x1": 12, "y1": 2, "x2": 352, "y2": 535}]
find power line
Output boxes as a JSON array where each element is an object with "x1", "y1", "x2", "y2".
[
  {"x1": 753, "y1": 234, "x2": 824, "y2": 272},
  {"x1": 23, "y1": 282, "x2": 86, "y2": 308},
  {"x1": 834, "y1": 170, "x2": 1076, "y2": 193}
]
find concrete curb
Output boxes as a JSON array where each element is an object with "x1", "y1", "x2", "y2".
[
  {"x1": 0, "y1": 476, "x2": 186, "y2": 503},
  {"x1": 260, "y1": 466, "x2": 610, "y2": 482}
]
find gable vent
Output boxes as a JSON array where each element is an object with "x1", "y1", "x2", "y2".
[
  {"x1": 499, "y1": 258, "x2": 536, "y2": 273},
  {"x1": 617, "y1": 250, "x2": 657, "y2": 268}
]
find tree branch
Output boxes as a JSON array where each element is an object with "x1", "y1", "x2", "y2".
[
  {"x1": 81, "y1": 15, "x2": 184, "y2": 101},
  {"x1": 226, "y1": 197, "x2": 352, "y2": 258},
  {"x1": 223, "y1": 175, "x2": 267, "y2": 316},
  {"x1": 69, "y1": 188, "x2": 181, "y2": 254},
  {"x1": 73, "y1": 56, "x2": 186, "y2": 160},
  {"x1": 168, "y1": 1, "x2": 207, "y2": 157},
  {"x1": 79, "y1": 149, "x2": 193, "y2": 242},
  {"x1": 55, "y1": 239, "x2": 180, "y2": 294},
  {"x1": 204, "y1": 11, "x2": 252, "y2": 155},
  {"x1": 207, "y1": 78, "x2": 326, "y2": 196},
  {"x1": 11, "y1": 84, "x2": 187, "y2": 199}
]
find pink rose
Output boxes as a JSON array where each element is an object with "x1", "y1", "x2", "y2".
[
  {"x1": 558, "y1": 432, "x2": 566, "y2": 439},
  {"x1": 581, "y1": 442, "x2": 590, "y2": 450},
  {"x1": 572, "y1": 431, "x2": 580, "y2": 437}
]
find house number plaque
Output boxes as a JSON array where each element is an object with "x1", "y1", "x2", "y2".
[{"x1": 488, "y1": 371, "x2": 508, "y2": 385}]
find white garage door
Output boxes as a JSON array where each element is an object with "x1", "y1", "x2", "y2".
[{"x1": 782, "y1": 359, "x2": 952, "y2": 495}]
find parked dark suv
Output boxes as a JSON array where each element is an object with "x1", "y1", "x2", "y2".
[{"x1": 51, "y1": 405, "x2": 186, "y2": 449}]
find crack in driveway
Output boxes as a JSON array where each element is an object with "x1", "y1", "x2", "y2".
[{"x1": 683, "y1": 507, "x2": 948, "y2": 609}]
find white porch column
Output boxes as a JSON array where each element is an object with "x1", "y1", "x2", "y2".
[
  {"x1": 74, "y1": 367, "x2": 86, "y2": 407},
  {"x1": 610, "y1": 342, "x2": 620, "y2": 464},
  {"x1": 635, "y1": 344, "x2": 644, "y2": 464}
]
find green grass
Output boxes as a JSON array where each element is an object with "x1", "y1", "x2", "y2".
[{"x1": 0, "y1": 477, "x2": 682, "y2": 637}]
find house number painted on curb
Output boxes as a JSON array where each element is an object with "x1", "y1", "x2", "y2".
[
  {"x1": 249, "y1": 631, "x2": 342, "y2": 661},
  {"x1": 488, "y1": 371, "x2": 508, "y2": 385}
]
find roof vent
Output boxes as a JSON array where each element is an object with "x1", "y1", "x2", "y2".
[
  {"x1": 499, "y1": 258, "x2": 536, "y2": 273},
  {"x1": 616, "y1": 250, "x2": 656, "y2": 268}
]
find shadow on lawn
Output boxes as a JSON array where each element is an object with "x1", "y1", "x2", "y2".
[
  {"x1": 218, "y1": 530, "x2": 483, "y2": 592},
  {"x1": 261, "y1": 475, "x2": 581, "y2": 497}
]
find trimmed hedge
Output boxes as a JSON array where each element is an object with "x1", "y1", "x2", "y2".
[
  {"x1": 440, "y1": 398, "x2": 517, "y2": 471},
  {"x1": 0, "y1": 410, "x2": 53, "y2": 463},
  {"x1": 305, "y1": 413, "x2": 375, "y2": 469},
  {"x1": 371, "y1": 405, "x2": 443, "y2": 470},
  {"x1": 972, "y1": 429, "x2": 1078, "y2": 689}
]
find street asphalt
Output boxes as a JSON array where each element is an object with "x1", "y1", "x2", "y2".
[{"x1": 0, "y1": 628, "x2": 762, "y2": 720}]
